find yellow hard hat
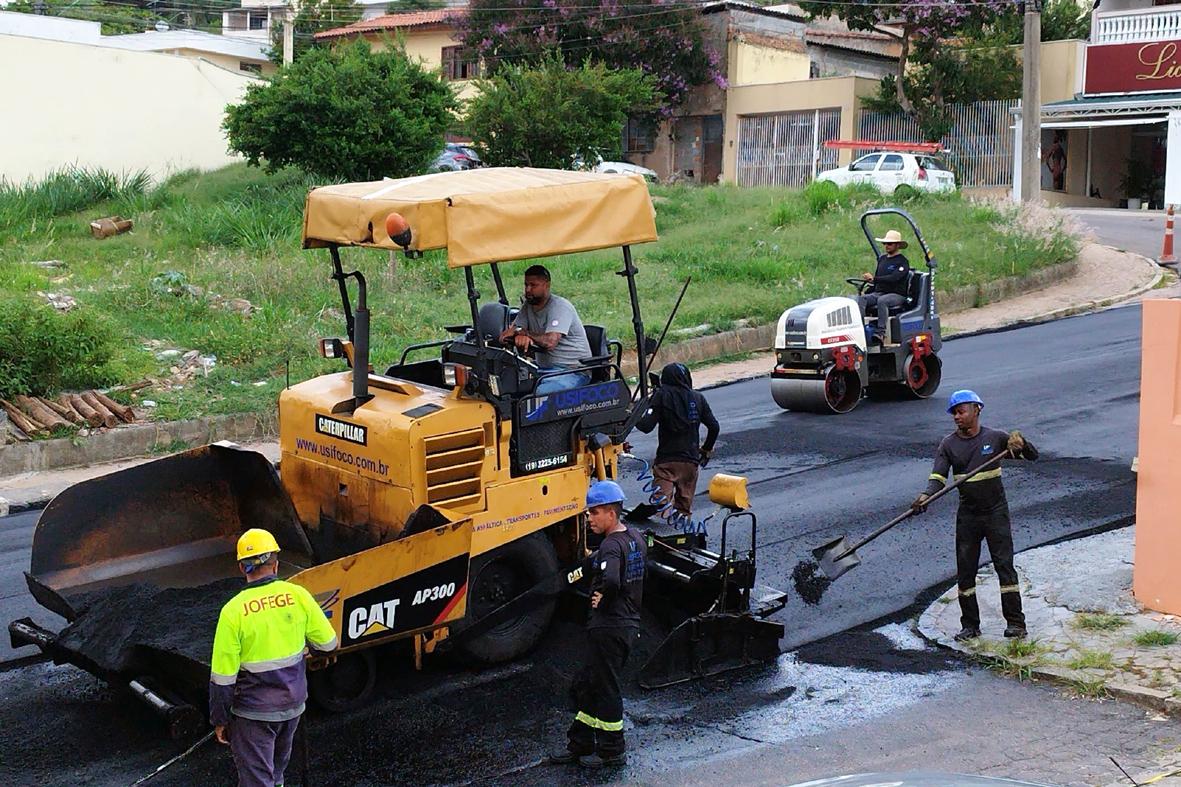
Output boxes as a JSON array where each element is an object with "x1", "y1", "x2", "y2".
[{"x1": 237, "y1": 528, "x2": 281, "y2": 561}]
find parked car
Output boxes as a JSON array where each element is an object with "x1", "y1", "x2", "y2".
[
  {"x1": 572, "y1": 155, "x2": 658, "y2": 182},
  {"x1": 431, "y1": 142, "x2": 483, "y2": 172},
  {"x1": 816, "y1": 152, "x2": 956, "y2": 194}
]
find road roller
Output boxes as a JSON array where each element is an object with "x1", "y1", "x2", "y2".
[{"x1": 770, "y1": 208, "x2": 942, "y2": 414}]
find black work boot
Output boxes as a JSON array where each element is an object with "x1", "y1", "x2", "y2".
[
  {"x1": 953, "y1": 626, "x2": 981, "y2": 642},
  {"x1": 546, "y1": 749, "x2": 588, "y2": 765},
  {"x1": 1003, "y1": 625, "x2": 1028, "y2": 639},
  {"x1": 579, "y1": 753, "x2": 627, "y2": 768}
]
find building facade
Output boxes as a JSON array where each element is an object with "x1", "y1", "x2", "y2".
[{"x1": 1013, "y1": 0, "x2": 1179, "y2": 207}]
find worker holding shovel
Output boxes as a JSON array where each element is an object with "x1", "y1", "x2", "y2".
[{"x1": 912, "y1": 390, "x2": 1038, "y2": 642}]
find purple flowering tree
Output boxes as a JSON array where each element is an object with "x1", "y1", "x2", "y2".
[
  {"x1": 798, "y1": 0, "x2": 1010, "y2": 118},
  {"x1": 459, "y1": 0, "x2": 723, "y2": 112}
]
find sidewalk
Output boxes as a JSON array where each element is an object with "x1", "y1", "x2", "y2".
[
  {"x1": 0, "y1": 242, "x2": 1168, "y2": 514},
  {"x1": 916, "y1": 526, "x2": 1181, "y2": 785}
]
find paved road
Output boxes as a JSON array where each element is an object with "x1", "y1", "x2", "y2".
[
  {"x1": 0, "y1": 303, "x2": 1149, "y2": 785},
  {"x1": 1068, "y1": 208, "x2": 1163, "y2": 260}
]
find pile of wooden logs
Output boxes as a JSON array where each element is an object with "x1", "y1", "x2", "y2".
[{"x1": 1, "y1": 391, "x2": 137, "y2": 440}]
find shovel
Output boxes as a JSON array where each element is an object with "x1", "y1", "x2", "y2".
[{"x1": 811, "y1": 449, "x2": 1011, "y2": 582}]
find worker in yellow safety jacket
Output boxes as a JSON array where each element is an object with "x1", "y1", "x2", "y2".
[{"x1": 210, "y1": 528, "x2": 337, "y2": 787}]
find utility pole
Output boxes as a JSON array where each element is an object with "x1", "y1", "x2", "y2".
[
  {"x1": 1020, "y1": 0, "x2": 1042, "y2": 202},
  {"x1": 283, "y1": 16, "x2": 294, "y2": 66}
]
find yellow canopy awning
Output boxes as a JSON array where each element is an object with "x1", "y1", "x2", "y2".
[{"x1": 302, "y1": 167, "x2": 659, "y2": 268}]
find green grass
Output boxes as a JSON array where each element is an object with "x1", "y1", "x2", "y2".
[
  {"x1": 1072, "y1": 613, "x2": 1131, "y2": 632},
  {"x1": 1133, "y1": 630, "x2": 1180, "y2": 647},
  {"x1": 1067, "y1": 649, "x2": 1114, "y2": 671},
  {"x1": 0, "y1": 164, "x2": 1081, "y2": 421},
  {"x1": 1067, "y1": 676, "x2": 1110, "y2": 699}
]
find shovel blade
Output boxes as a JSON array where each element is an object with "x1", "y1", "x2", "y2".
[
  {"x1": 812, "y1": 536, "x2": 861, "y2": 581},
  {"x1": 638, "y1": 612, "x2": 784, "y2": 689}
]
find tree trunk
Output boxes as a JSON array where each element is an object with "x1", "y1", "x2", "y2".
[
  {"x1": 41, "y1": 396, "x2": 82, "y2": 424},
  {"x1": 1, "y1": 399, "x2": 42, "y2": 437},
  {"x1": 892, "y1": 25, "x2": 915, "y2": 116},
  {"x1": 93, "y1": 391, "x2": 135, "y2": 423},
  {"x1": 57, "y1": 394, "x2": 86, "y2": 423},
  {"x1": 81, "y1": 392, "x2": 120, "y2": 429},
  {"x1": 69, "y1": 394, "x2": 105, "y2": 428},
  {"x1": 15, "y1": 395, "x2": 71, "y2": 430}
]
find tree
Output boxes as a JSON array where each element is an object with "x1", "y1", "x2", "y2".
[
  {"x1": 861, "y1": 45, "x2": 1021, "y2": 140},
  {"x1": 798, "y1": 0, "x2": 1007, "y2": 125},
  {"x1": 6, "y1": 0, "x2": 163, "y2": 35},
  {"x1": 460, "y1": 0, "x2": 722, "y2": 111},
  {"x1": 464, "y1": 58, "x2": 658, "y2": 168},
  {"x1": 267, "y1": 0, "x2": 361, "y2": 64},
  {"x1": 224, "y1": 42, "x2": 458, "y2": 181},
  {"x1": 971, "y1": 0, "x2": 1092, "y2": 45}
]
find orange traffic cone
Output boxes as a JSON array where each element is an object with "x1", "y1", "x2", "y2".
[{"x1": 1160, "y1": 205, "x2": 1177, "y2": 265}]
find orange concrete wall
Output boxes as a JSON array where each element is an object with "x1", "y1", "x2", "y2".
[{"x1": 1133, "y1": 299, "x2": 1181, "y2": 615}]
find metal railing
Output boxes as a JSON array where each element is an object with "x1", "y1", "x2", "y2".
[
  {"x1": 1093, "y1": 5, "x2": 1181, "y2": 45},
  {"x1": 856, "y1": 100, "x2": 1016, "y2": 188}
]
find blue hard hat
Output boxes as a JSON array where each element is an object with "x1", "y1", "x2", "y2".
[
  {"x1": 947, "y1": 389, "x2": 984, "y2": 413},
  {"x1": 586, "y1": 480, "x2": 626, "y2": 508}
]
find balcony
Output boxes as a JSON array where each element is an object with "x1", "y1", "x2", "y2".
[{"x1": 1093, "y1": 4, "x2": 1181, "y2": 45}]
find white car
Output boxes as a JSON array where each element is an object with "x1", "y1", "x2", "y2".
[
  {"x1": 573, "y1": 154, "x2": 658, "y2": 182},
  {"x1": 816, "y1": 152, "x2": 956, "y2": 194},
  {"x1": 594, "y1": 159, "x2": 658, "y2": 182}
]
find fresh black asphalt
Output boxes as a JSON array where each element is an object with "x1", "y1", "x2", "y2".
[{"x1": 0, "y1": 303, "x2": 1145, "y2": 785}]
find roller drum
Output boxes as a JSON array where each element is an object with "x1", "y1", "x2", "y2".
[{"x1": 771, "y1": 368, "x2": 862, "y2": 414}]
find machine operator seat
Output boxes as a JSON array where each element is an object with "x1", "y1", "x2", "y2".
[
  {"x1": 581, "y1": 324, "x2": 616, "y2": 383},
  {"x1": 863, "y1": 271, "x2": 925, "y2": 324},
  {"x1": 477, "y1": 302, "x2": 516, "y2": 342}
]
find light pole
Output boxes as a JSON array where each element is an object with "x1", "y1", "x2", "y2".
[{"x1": 1020, "y1": 0, "x2": 1042, "y2": 202}]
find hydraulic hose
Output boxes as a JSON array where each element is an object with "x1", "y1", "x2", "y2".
[{"x1": 621, "y1": 453, "x2": 718, "y2": 537}]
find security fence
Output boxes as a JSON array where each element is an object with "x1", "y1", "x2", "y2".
[
  {"x1": 735, "y1": 108, "x2": 843, "y2": 188},
  {"x1": 856, "y1": 100, "x2": 1016, "y2": 188}
]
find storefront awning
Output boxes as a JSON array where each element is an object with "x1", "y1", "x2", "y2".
[{"x1": 1038, "y1": 117, "x2": 1168, "y2": 129}]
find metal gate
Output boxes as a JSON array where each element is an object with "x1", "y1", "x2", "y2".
[
  {"x1": 857, "y1": 100, "x2": 1016, "y2": 187},
  {"x1": 736, "y1": 108, "x2": 842, "y2": 188}
]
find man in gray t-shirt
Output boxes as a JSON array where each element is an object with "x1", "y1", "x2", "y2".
[{"x1": 499, "y1": 265, "x2": 593, "y2": 394}]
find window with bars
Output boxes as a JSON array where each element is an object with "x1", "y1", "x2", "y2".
[
  {"x1": 624, "y1": 116, "x2": 656, "y2": 154},
  {"x1": 442, "y1": 46, "x2": 479, "y2": 81}
]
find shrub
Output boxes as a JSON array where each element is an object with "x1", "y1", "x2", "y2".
[
  {"x1": 465, "y1": 58, "x2": 657, "y2": 169},
  {"x1": 223, "y1": 42, "x2": 457, "y2": 181},
  {"x1": 0, "y1": 296, "x2": 124, "y2": 399},
  {"x1": 803, "y1": 180, "x2": 840, "y2": 216}
]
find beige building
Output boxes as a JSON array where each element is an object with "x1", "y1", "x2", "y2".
[{"x1": 315, "y1": 8, "x2": 479, "y2": 100}]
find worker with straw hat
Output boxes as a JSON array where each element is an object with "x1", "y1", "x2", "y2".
[{"x1": 857, "y1": 228, "x2": 912, "y2": 344}]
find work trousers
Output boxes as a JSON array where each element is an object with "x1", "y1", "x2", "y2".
[
  {"x1": 955, "y1": 506, "x2": 1025, "y2": 630},
  {"x1": 652, "y1": 460, "x2": 699, "y2": 515},
  {"x1": 567, "y1": 627, "x2": 635, "y2": 758},
  {"x1": 857, "y1": 292, "x2": 907, "y2": 333},
  {"x1": 230, "y1": 715, "x2": 300, "y2": 787}
]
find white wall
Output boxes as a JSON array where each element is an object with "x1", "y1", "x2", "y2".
[{"x1": 0, "y1": 34, "x2": 260, "y2": 183}]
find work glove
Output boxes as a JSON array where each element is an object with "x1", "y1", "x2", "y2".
[
  {"x1": 699, "y1": 448, "x2": 712, "y2": 468},
  {"x1": 1007, "y1": 430, "x2": 1025, "y2": 454},
  {"x1": 910, "y1": 493, "x2": 930, "y2": 514}
]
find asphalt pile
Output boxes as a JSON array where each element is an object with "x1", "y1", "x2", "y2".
[
  {"x1": 58, "y1": 578, "x2": 243, "y2": 677},
  {"x1": 790, "y1": 559, "x2": 832, "y2": 606}
]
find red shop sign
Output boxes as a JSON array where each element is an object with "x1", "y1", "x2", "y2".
[{"x1": 1085, "y1": 39, "x2": 1181, "y2": 94}]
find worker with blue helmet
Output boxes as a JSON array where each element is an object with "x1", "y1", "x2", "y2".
[
  {"x1": 911, "y1": 389, "x2": 1038, "y2": 642},
  {"x1": 547, "y1": 479, "x2": 645, "y2": 770}
]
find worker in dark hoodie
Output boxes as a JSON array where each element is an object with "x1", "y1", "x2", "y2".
[{"x1": 634, "y1": 363, "x2": 720, "y2": 539}]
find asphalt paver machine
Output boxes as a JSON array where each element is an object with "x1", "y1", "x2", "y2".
[
  {"x1": 10, "y1": 168, "x2": 785, "y2": 736},
  {"x1": 770, "y1": 208, "x2": 943, "y2": 414}
]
